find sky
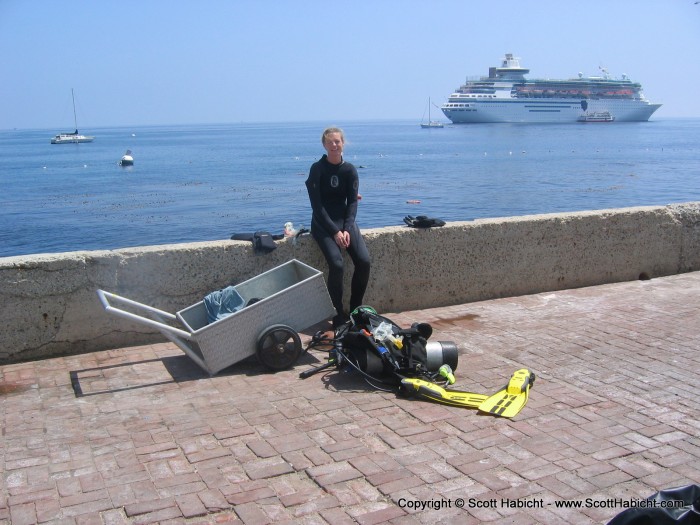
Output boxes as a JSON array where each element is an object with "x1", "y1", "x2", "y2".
[{"x1": 1, "y1": 0, "x2": 699, "y2": 130}]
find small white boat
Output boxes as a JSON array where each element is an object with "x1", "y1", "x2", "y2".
[
  {"x1": 51, "y1": 89, "x2": 94, "y2": 143},
  {"x1": 420, "y1": 97, "x2": 444, "y2": 128},
  {"x1": 578, "y1": 111, "x2": 615, "y2": 122},
  {"x1": 51, "y1": 131, "x2": 94, "y2": 144},
  {"x1": 119, "y1": 150, "x2": 134, "y2": 166}
]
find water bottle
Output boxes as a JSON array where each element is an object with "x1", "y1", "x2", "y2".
[
  {"x1": 372, "y1": 321, "x2": 403, "y2": 350},
  {"x1": 284, "y1": 222, "x2": 297, "y2": 237}
]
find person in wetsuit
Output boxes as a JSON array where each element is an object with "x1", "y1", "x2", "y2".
[{"x1": 306, "y1": 127, "x2": 371, "y2": 328}]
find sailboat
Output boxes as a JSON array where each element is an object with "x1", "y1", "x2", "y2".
[
  {"x1": 420, "y1": 97, "x2": 444, "y2": 129},
  {"x1": 50, "y1": 89, "x2": 95, "y2": 144}
]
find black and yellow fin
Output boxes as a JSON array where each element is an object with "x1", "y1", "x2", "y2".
[
  {"x1": 400, "y1": 378, "x2": 488, "y2": 408},
  {"x1": 477, "y1": 368, "x2": 535, "y2": 418}
]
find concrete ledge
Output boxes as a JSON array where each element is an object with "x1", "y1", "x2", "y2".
[{"x1": 2, "y1": 202, "x2": 699, "y2": 363}]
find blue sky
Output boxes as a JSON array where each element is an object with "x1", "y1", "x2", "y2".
[{"x1": 1, "y1": 0, "x2": 699, "y2": 129}]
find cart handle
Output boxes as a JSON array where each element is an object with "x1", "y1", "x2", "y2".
[{"x1": 97, "y1": 289, "x2": 193, "y2": 340}]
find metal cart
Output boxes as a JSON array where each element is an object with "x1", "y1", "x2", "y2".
[{"x1": 97, "y1": 259, "x2": 335, "y2": 375}]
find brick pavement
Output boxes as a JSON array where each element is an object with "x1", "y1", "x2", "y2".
[{"x1": 1, "y1": 272, "x2": 699, "y2": 524}]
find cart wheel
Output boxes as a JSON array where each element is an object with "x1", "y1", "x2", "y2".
[{"x1": 256, "y1": 324, "x2": 302, "y2": 370}]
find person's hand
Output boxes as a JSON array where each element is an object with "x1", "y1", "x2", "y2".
[{"x1": 334, "y1": 231, "x2": 350, "y2": 249}]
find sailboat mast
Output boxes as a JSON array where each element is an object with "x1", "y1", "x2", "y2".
[{"x1": 71, "y1": 88, "x2": 78, "y2": 133}]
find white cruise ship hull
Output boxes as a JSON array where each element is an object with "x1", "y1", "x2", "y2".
[
  {"x1": 441, "y1": 54, "x2": 661, "y2": 124},
  {"x1": 442, "y1": 98, "x2": 661, "y2": 124}
]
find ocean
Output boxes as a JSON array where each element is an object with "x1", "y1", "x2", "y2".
[{"x1": 1, "y1": 119, "x2": 700, "y2": 258}]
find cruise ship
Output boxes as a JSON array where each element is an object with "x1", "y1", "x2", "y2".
[{"x1": 441, "y1": 54, "x2": 661, "y2": 123}]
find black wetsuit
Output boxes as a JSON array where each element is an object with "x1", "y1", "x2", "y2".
[{"x1": 306, "y1": 154, "x2": 370, "y2": 321}]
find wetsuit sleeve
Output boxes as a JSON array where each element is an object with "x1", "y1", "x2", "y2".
[
  {"x1": 343, "y1": 165, "x2": 359, "y2": 232},
  {"x1": 305, "y1": 163, "x2": 340, "y2": 236}
]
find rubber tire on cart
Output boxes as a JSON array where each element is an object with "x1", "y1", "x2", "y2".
[{"x1": 256, "y1": 324, "x2": 302, "y2": 370}]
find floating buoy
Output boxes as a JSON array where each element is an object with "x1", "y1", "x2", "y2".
[{"x1": 119, "y1": 149, "x2": 134, "y2": 167}]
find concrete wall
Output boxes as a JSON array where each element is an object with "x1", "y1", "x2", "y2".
[{"x1": 2, "y1": 202, "x2": 700, "y2": 364}]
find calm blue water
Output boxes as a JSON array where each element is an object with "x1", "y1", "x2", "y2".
[{"x1": 2, "y1": 119, "x2": 700, "y2": 257}]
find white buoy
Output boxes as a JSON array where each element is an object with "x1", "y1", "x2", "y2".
[{"x1": 119, "y1": 149, "x2": 134, "y2": 167}]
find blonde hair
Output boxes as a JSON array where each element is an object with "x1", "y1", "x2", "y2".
[{"x1": 321, "y1": 127, "x2": 345, "y2": 145}]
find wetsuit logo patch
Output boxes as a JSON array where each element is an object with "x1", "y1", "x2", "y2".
[{"x1": 330, "y1": 175, "x2": 339, "y2": 188}]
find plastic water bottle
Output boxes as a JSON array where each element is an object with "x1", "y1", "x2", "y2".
[
  {"x1": 372, "y1": 321, "x2": 403, "y2": 350},
  {"x1": 284, "y1": 222, "x2": 297, "y2": 237}
]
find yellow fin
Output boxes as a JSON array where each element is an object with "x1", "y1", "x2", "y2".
[
  {"x1": 478, "y1": 369, "x2": 535, "y2": 418},
  {"x1": 400, "y1": 378, "x2": 487, "y2": 408}
]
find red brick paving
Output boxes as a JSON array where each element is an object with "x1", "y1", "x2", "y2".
[{"x1": 2, "y1": 272, "x2": 700, "y2": 524}]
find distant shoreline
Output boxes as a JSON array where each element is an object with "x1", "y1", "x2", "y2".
[{"x1": 3, "y1": 115, "x2": 700, "y2": 134}]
